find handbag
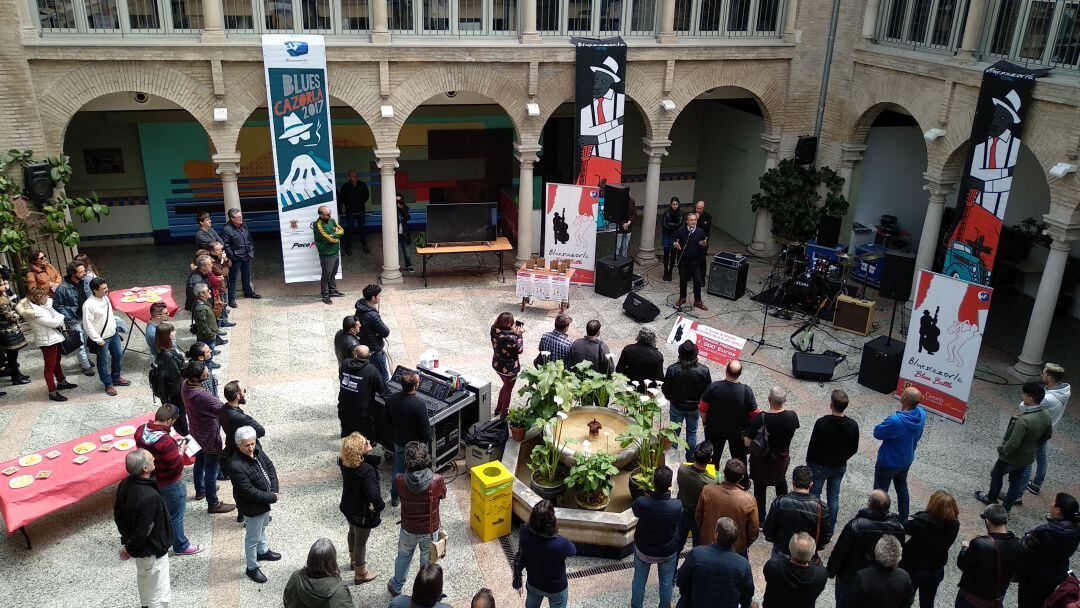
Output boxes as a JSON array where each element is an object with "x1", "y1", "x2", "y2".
[
  {"x1": 87, "y1": 304, "x2": 111, "y2": 355},
  {"x1": 0, "y1": 325, "x2": 26, "y2": 350},
  {"x1": 747, "y1": 412, "x2": 771, "y2": 460},
  {"x1": 58, "y1": 324, "x2": 83, "y2": 356},
  {"x1": 425, "y1": 487, "x2": 448, "y2": 564}
]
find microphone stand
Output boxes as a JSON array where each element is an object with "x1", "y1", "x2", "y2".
[
  {"x1": 665, "y1": 231, "x2": 698, "y2": 320},
  {"x1": 747, "y1": 246, "x2": 786, "y2": 355}
]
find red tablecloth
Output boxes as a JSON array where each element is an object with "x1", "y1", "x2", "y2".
[
  {"x1": 0, "y1": 413, "x2": 153, "y2": 534},
  {"x1": 108, "y1": 285, "x2": 179, "y2": 324}
]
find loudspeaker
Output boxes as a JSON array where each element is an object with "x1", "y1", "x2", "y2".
[
  {"x1": 794, "y1": 136, "x2": 818, "y2": 166},
  {"x1": 816, "y1": 215, "x2": 842, "y2": 248},
  {"x1": 623, "y1": 292, "x2": 660, "y2": 322},
  {"x1": 792, "y1": 352, "x2": 837, "y2": 381},
  {"x1": 595, "y1": 255, "x2": 634, "y2": 299},
  {"x1": 707, "y1": 260, "x2": 748, "y2": 300},
  {"x1": 602, "y1": 184, "x2": 630, "y2": 224},
  {"x1": 832, "y1": 295, "x2": 875, "y2": 335},
  {"x1": 858, "y1": 335, "x2": 905, "y2": 393},
  {"x1": 23, "y1": 163, "x2": 53, "y2": 202},
  {"x1": 879, "y1": 251, "x2": 916, "y2": 300}
]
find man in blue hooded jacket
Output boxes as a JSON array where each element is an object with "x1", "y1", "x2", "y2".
[{"x1": 872, "y1": 387, "x2": 925, "y2": 522}]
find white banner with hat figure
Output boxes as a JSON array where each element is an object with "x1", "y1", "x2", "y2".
[{"x1": 262, "y1": 34, "x2": 342, "y2": 283}]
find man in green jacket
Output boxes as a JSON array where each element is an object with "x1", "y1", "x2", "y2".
[
  {"x1": 313, "y1": 205, "x2": 345, "y2": 305},
  {"x1": 976, "y1": 383, "x2": 1052, "y2": 512},
  {"x1": 191, "y1": 283, "x2": 221, "y2": 345}
]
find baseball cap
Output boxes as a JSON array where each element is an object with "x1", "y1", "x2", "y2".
[{"x1": 980, "y1": 504, "x2": 1008, "y2": 526}]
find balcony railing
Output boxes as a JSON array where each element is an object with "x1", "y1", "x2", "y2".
[
  {"x1": 981, "y1": 0, "x2": 1080, "y2": 69},
  {"x1": 875, "y1": 0, "x2": 965, "y2": 52},
  {"x1": 36, "y1": 0, "x2": 204, "y2": 33},
  {"x1": 671, "y1": 0, "x2": 783, "y2": 36}
]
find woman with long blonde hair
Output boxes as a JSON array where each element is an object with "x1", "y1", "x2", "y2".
[{"x1": 338, "y1": 432, "x2": 384, "y2": 585}]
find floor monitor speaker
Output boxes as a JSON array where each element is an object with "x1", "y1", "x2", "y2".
[
  {"x1": 858, "y1": 335, "x2": 905, "y2": 393},
  {"x1": 623, "y1": 292, "x2": 660, "y2": 322},
  {"x1": 595, "y1": 255, "x2": 634, "y2": 299},
  {"x1": 792, "y1": 352, "x2": 836, "y2": 381},
  {"x1": 707, "y1": 260, "x2": 748, "y2": 301}
]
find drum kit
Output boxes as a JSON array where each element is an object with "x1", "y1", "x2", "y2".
[{"x1": 773, "y1": 237, "x2": 883, "y2": 310}]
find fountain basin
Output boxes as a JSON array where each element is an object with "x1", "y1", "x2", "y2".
[{"x1": 544, "y1": 406, "x2": 638, "y2": 468}]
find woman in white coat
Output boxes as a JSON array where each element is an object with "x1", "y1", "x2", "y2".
[{"x1": 16, "y1": 287, "x2": 77, "y2": 401}]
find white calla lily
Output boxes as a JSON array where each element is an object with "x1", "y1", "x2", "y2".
[{"x1": 556, "y1": 411, "x2": 568, "y2": 420}]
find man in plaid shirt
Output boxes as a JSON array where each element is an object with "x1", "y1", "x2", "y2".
[{"x1": 538, "y1": 314, "x2": 574, "y2": 366}]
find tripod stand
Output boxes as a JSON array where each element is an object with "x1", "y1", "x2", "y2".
[{"x1": 747, "y1": 247, "x2": 787, "y2": 355}]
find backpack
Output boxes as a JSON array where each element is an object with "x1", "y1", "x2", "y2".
[
  {"x1": 748, "y1": 412, "x2": 771, "y2": 460},
  {"x1": 148, "y1": 355, "x2": 163, "y2": 402}
]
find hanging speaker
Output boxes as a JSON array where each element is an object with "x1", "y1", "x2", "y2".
[
  {"x1": 24, "y1": 163, "x2": 53, "y2": 202},
  {"x1": 602, "y1": 184, "x2": 630, "y2": 225},
  {"x1": 794, "y1": 136, "x2": 818, "y2": 166}
]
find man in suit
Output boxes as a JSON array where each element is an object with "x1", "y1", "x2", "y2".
[{"x1": 673, "y1": 213, "x2": 709, "y2": 311}]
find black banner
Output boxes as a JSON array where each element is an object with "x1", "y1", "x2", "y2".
[
  {"x1": 573, "y1": 37, "x2": 627, "y2": 188},
  {"x1": 942, "y1": 60, "x2": 1037, "y2": 286}
]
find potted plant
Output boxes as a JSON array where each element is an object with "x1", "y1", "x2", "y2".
[
  {"x1": 565, "y1": 445, "x2": 619, "y2": 511},
  {"x1": 749, "y1": 158, "x2": 849, "y2": 242},
  {"x1": 506, "y1": 406, "x2": 532, "y2": 442},
  {"x1": 527, "y1": 409, "x2": 570, "y2": 503},
  {"x1": 616, "y1": 390, "x2": 687, "y2": 500},
  {"x1": 517, "y1": 360, "x2": 579, "y2": 422},
  {"x1": 574, "y1": 364, "x2": 627, "y2": 408}
]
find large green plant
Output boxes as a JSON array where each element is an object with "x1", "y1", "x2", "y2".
[
  {"x1": 528, "y1": 410, "x2": 570, "y2": 485},
  {"x1": 0, "y1": 150, "x2": 107, "y2": 254},
  {"x1": 749, "y1": 158, "x2": 848, "y2": 242},
  {"x1": 617, "y1": 391, "x2": 687, "y2": 492},
  {"x1": 574, "y1": 364, "x2": 626, "y2": 408},
  {"x1": 517, "y1": 360, "x2": 580, "y2": 423},
  {"x1": 565, "y1": 449, "x2": 619, "y2": 505}
]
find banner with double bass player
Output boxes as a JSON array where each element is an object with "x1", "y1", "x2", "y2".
[
  {"x1": 897, "y1": 271, "x2": 993, "y2": 422},
  {"x1": 543, "y1": 183, "x2": 599, "y2": 285},
  {"x1": 574, "y1": 37, "x2": 627, "y2": 188}
]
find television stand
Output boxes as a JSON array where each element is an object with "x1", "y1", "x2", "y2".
[{"x1": 413, "y1": 237, "x2": 514, "y2": 287}]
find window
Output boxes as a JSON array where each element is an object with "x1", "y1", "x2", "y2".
[
  {"x1": 38, "y1": 0, "x2": 77, "y2": 29},
  {"x1": 301, "y1": 0, "x2": 332, "y2": 30},
  {"x1": 341, "y1": 0, "x2": 371, "y2": 30},
  {"x1": 264, "y1": 0, "x2": 294, "y2": 30},
  {"x1": 389, "y1": 0, "x2": 414, "y2": 30}
]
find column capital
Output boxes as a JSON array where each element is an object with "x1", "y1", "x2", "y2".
[
  {"x1": 514, "y1": 142, "x2": 542, "y2": 164},
  {"x1": 375, "y1": 148, "x2": 400, "y2": 171},
  {"x1": 212, "y1": 152, "x2": 242, "y2": 176},
  {"x1": 643, "y1": 137, "x2": 671, "y2": 158},
  {"x1": 840, "y1": 143, "x2": 867, "y2": 168},
  {"x1": 922, "y1": 171, "x2": 956, "y2": 199},
  {"x1": 760, "y1": 133, "x2": 783, "y2": 158},
  {"x1": 1042, "y1": 216, "x2": 1080, "y2": 245}
]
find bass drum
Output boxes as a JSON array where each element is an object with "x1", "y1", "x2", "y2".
[{"x1": 787, "y1": 271, "x2": 829, "y2": 307}]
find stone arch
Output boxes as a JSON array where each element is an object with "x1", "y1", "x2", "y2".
[
  {"x1": 39, "y1": 62, "x2": 219, "y2": 152},
  {"x1": 385, "y1": 64, "x2": 529, "y2": 147},
  {"x1": 220, "y1": 65, "x2": 383, "y2": 154},
  {"x1": 848, "y1": 101, "x2": 928, "y2": 148},
  {"x1": 530, "y1": 63, "x2": 658, "y2": 141},
  {"x1": 664, "y1": 61, "x2": 786, "y2": 137}
]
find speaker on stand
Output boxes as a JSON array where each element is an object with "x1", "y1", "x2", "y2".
[{"x1": 858, "y1": 251, "x2": 917, "y2": 393}]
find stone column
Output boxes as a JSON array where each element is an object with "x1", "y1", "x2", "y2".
[
  {"x1": 1010, "y1": 229, "x2": 1075, "y2": 380},
  {"x1": 371, "y1": 0, "x2": 390, "y2": 42},
  {"x1": 957, "y1": 0, "x2": 989, "y2": 59},
  {"x1": 201, "y1": 0, "x2": 225, "y2": 40},
  {"x1": 784, "y1": 0, "x2": 800, "y2": 41},
  {"x1": 910, "y1": 174, "x2": 955, "y2": 300},
  {"x1": 657, "y1": 0, "x2": 676, "y2": 44},
  {"x1": 514, "y1": 142, "x2": 542, "y2": 264},
  {"x1": 520, "y1": 0, "x2": 540, "y2": 43},
  {"x1": 637, "y1": 138, "x2": 670, "y2": 265},
  {"x1": 861, "y1": 0, "x2": 880, "y2": 39},
  {"x1": 838, "y1": 143, "x2": 865, "y2": 202},
  {"x1": 749, "y1": 133, "x2": 783, "y2": 255},
  {"x1": 214, "y1": 153, "x2": 243, "y2": 214},
  {"x1": 376, "y1": 149, "x2": 403, "y2": 284}
]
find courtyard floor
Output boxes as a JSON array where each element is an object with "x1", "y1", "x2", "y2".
[{"x1": 0, "y1": 229, "x2": 1077, "y2": 607}]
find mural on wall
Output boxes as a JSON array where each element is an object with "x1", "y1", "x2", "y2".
[{"x1": 574, "y1": 37, "x2": 627, "y2": 188}]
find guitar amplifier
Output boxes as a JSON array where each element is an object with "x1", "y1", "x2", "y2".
[
  {"x1": 707, "y1": 257, "x2": 748, "y2": 301},
  {"x1": 712, "y1": 251, "x2": 748, "y2": 270},
  {"x1": 832, "y1": 295, "x2": 875, "y2": 336}
]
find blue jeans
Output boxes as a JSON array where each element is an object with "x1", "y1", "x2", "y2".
[
  {"x1": 243, "y1": 512, "x2": 270, "y2": 570},
  {"x1": 227, "y1": 258, "x2": 254, "y2": 302},
  {"x1": 1031, "y1": 439, "x2": 1048, "y2": 488},
  {"x1": 631, "y1": 553, "x2": 676, "y2": 608},
  {"x1": 525, "y1": 583, "x2": 568, "y2": 608},
  {"x1": 873, "y1": 464, "x2": 911, "y2": 521},
  {"x1": 987, "y1": 458, "x2": 1031, "y2": 510},
  {"x1": 193, "y1": 452, "x2": 221, "y2": 507},
  {"x1": 73, "y1": 324, "x2": 91, "y2": 370},
  {"x1": 389, "y1": 443, "x2": 406, "y2": 501},
  {"x1": 809, "y1": 463, "x2": 846, "y2": 531},
  {"x1": 371, "y1": 349, "x2": 390, "y2": 382},
  {"x1": 390, "y1": 529, "x2": 436, "y2": 594},
  {"x1": 159, "y1": 480, "x2": 190, "y2": 553},
  {"x1": 669, "y1": 407, "x2": 699, "y2": 460},
  {"x1": 616, "y1": 232, "x2": 631, "y2": 258},
  {"x1": 399, "y1": 237, "x2": 413, "y2": 268},
  {"x1": 678, "y1": 509, "x2": 700, "y2": 548},
  {"x1": 94, "y1": 333, "x2": 123, "y2": 387}
]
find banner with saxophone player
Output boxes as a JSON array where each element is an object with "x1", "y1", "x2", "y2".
[
  {"x1": 263, "y1": 34, "x2": 341, "y2": 283},
  {"x1": 574, "y1": 37, "x2": 627, "y2": 188}
]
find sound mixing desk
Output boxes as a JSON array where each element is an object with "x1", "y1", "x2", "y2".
[{"x1": 373, "y1": 365, "x2": 491, "y2": 472}]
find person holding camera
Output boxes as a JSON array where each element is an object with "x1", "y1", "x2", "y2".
[{"x1": 491, "y1": 312, "x2": 524, "y2": 419}]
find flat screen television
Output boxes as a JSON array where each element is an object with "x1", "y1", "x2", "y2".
[{"x1": 426, "y1": 202, "x2": 498, "y2": 244}]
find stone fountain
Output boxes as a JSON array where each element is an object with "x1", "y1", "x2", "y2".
[{"x1": 542, "y1": 405, "x2": 638, "y2": 468}]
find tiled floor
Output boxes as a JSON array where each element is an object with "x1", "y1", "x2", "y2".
[{"x1": 0, "y1": 229, "x2": 1076, "y2": 607}]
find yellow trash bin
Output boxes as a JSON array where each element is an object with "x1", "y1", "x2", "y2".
[{"x1": 470, "y1": 461, "x2": 514, "y2": 543}]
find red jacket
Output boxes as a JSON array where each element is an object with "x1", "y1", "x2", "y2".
[
  {"x1": 135, "y1": 422, "x2": 185, "y2": 487},
  {"x1": 396, "y1": 471, "x2": 447, "y2": 535}
]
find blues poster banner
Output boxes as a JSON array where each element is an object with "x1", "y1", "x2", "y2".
[
  {"x1": 941, "y1": 61, "x2": 1037, "y2": 286},
  {"x1": 262, "y1": 34, "x2": 340, "y2": 284},
  {"x1": 574, "y1": 37, "x2": 627, "y2": 189},
  {"x1": 543, "y1": 183, "x2": 600, "y2": 285}
]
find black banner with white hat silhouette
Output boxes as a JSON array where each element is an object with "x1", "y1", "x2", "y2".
[{"x1": 573, "y1": 37, "x2": 627, "y2": 189}]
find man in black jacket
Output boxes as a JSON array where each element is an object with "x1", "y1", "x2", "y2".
[
  {"x1": 673, "y1": 212, "x2": 709, "y2": 310},
  {"x1": 230, "y1": 426, "x2": 281, "y2": 584},
  {"x1": 956, "y1": 504, "x2": 1026, "y2": 608},
  {"x1": 52, "y1": 261, "x2": 95, "y2": 376},
  {"x1": 828, "y1": 489, "x2": 905, "y2": 607},
  {"x1": 762, "y1": 532, "x2": 827, "y2": 608},
  {"x1": 806, "y1": 389, "x2": 860, "y2": 531},
  {"x1": 699, "y1": 360, "x2": 756, "y2": 470},
  {"x1": 339, "y1": 345, "x2": 387, "y2": 439},
  {"x1": 631, "y1": 468, "x2": 682, "y2": 608},
  {"x1": 114, "y1": 449, "x2": 172, "y2": 607},
  {"x1": 220, "y1": 208, "x2": 260, "y2": 307},
  {"x1": 663, "y1": 340, "x2": 711, "y2": 461},
  {"x1": 184, "y1": 256, "x2": 213, "y2": 315},
  {"x1": 386, "y1": 370, "x2": 431, "y2": 507},
  {"x1": 334, "y1": 315, "x2": 362, "y2": 367},
  {"x1": 845, "y1": 535, "x2": 915, "y2": 608},
  {"x1": 219, "y1": 380, "x2": 265, "y2": 473},
  {"x1": 616, "y1": 326, "x2": 664, "y2": 392},
  {"x1": 339, "y1": 170, "x2": 371, "y2": 255},
  {"x1": 355, "y1": 284, "x2": 391, "y2": 382},
  {"x1": 763, "y1": 465, "x2": 832, "y2": 561}
]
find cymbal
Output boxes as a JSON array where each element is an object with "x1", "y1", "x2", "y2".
[
  {"x1": 775, "y1": 236, "x2": 803, "y2": 247},
  {"x1": 860, "y1": 252, "x2": 883, "y2": 261},
  {"x1": 836, "y1": 259, "x2": 858, "y2": 268}
]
